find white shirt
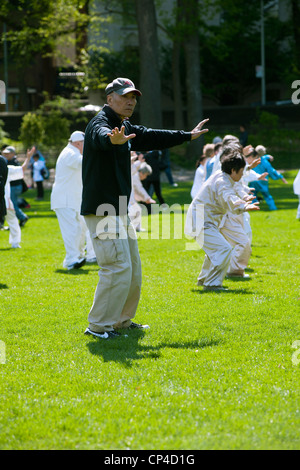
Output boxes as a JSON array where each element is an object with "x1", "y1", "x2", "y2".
[
  {"x1": 51, "y1": 143, "x2": 83, "y2": 211},
  {"x1": 212, "y1": 150, "x2": 222, "y2": 174},
  {"x1": 294, "y1": 170, "x2": 300, "y2": 195},
  {"x1": 191, "y1": 164, "x2": 206, "y2": 199},
  {"x1": 185, "y1": 170, "x2": 247, "y2": 238},
  {"x1": 33, "y1": 159, "x2": 45, "y2": 182},
  {"x1": 5, "y1": 166, "x2": 23, "y2": 209},
  {"x1": 131, "y1": 172, "x2": 151, "y2": 203}
]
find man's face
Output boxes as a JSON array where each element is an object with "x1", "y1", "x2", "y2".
[{"x1": 107, "y1": 91, "x2": 137, "y2": 119}]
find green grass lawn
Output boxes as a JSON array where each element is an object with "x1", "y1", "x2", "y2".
[{"x1": 0, "y1": 170, "x2": 300, "y2": 450}]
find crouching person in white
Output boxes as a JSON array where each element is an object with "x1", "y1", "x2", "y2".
[
  {"x1": 51, "y1": 131, "x2": 96, "y2": 270},
  {"x1": 185, "y1": 150, "x2": 259, "y2": 291}
]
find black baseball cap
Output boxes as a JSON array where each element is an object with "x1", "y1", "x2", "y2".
[{"x1": 105, "y1": 78, "x2": 142, "y2": 96}]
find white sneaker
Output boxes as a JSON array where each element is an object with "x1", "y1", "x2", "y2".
[
  {"x1": 11, "y1": 244, "x2": 21, "y2": 249},
  {"x1": 128, "y1": 322, "x2": 150, "y2": 330},
  {"x1": 86, "y1": 257, "x2": 97, "y2": 263},
  {"x1": 84, "y1": 328, "x2": 109, "y2": 339}
]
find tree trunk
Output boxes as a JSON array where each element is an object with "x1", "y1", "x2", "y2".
[
  {"x1": 134, "y1": 0, "x2": 162, "y2": 128},
  {"x1": 16, "y1": 62, "x2": 30, "y2": 111},
  {"x1": 172, "y1": 0, "x2": 184, "y2": 129},
  {"x1": 182, "y1": 0, "x2": 204, "y2": 160},
  {"x1": 291, "y1": 0, "x2": 300, "y2": 72}
]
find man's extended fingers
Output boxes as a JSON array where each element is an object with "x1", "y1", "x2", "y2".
[
  {"x1": 197, "y1": 118, "x2": 209, "y2": 129},
  {"x1": 126, "y1": 133, "x2": 136, "y2": 140}
]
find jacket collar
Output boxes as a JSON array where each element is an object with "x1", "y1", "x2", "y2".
[
  {"x1": 102, "y1": 104, "x2": 123, "y2": 126},
  {"x1": 102, "y1": 104, "x2": 131, "y2": 128}
]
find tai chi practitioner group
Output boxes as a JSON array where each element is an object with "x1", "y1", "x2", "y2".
[{"x1": 186, "y1": 144, "x2": 260, "y2": 291}]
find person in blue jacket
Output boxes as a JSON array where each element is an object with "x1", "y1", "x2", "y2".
[{"x1": 244, "y1": 145, "x2": 287, "y2": 210}]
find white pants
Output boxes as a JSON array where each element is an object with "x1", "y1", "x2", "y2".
[
  {"x1": 128, "y1": 202, "x2": 142, "y2": 230},
  {"x1": 243, "y1": 212, "x2": 252, "y2": 244},
  {"x1": 197, "y1": 225, "x2": 233, "y2": 287},
  {"x1": 6, "y1": 209, "x2": 21, "y2": 247},
  {"x1": 297, "y1": 197, "x2": 300, "y2": 219},
  {"x1": 220, "y1": 212, "x2": 252, "y2": 275},
  {"x1": 55, "y1": 208, "x2": 95, "y2": 268}
]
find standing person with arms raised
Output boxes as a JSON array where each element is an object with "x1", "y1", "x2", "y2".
[{"x1": 81, "y1": 77, "x2": 209, "y2": 339}]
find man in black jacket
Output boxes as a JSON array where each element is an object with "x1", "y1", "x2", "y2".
[{"x1": 82, "y1": 77, "x2": 209, "y2": 339}]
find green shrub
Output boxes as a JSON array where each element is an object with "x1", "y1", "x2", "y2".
[
  {"x1": 0, "y1": 118, "x2": 9, "y2": 143},
  {"x1": 19, "y1": 112, "x2": 45, "y2": 149},
  {"x1": 41, "y1": 109, "x2": 70, "y2": 149}
]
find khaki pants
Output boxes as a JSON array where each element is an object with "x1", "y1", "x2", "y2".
[{"x1": 84, "y1": 215, "x2": 142, "y2": 333}]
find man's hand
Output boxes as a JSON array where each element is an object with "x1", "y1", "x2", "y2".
[
  {"x1": 282, "y1": 177, "x2": 288, "y2": 184},
  {"x1": 146, "y1": 198, "x2": 156, "y2": 204},
  {"x1": 108, "y1": 125, "x2": 136, "y2": 145},
  {"x1": 190, "y1": 119, "x2": 209, "y2": 140}
]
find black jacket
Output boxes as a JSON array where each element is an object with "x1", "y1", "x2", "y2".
[
  {"x1": 0, "y1": 155, "x2": 8, "y2": 218},
  {"x1": 81, "y1": 105, "x2": 191, "y2": 216},
  {"x1": 143, "y1": 150, "x2": 163, "y2": 182}
]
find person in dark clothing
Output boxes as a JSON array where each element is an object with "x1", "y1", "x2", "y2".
[
  {"x1": 81, "y1": 77, "x2": 209, "y2": 339},
  {"x1": 142, "y1": 150, "x2": 165, "y2": 213},
  {"x1": 239, "y1": 125, "x2": 248, "y2": 147},
  {"x1": 0, "y1": 155, "x2": 8, "y2": 228}
]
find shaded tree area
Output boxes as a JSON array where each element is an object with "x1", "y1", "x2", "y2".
[
  {"x1": 0, "y1": 0, "x2": 297, "y2": 155},
  {"x1": 291, "y1": 0, "x2": 300, "y2": 74},
  {"x1": 0, "y1": 0, "x2": 90, "y2": 108},
  {"x1": 199, "y1": 0, "x2": 293, "y2": 106}
]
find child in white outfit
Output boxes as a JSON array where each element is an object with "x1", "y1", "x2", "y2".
[{"x1": 185, "y1": 150, "x2": 259, "y2": 290}]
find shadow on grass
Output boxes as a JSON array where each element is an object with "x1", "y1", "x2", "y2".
[
  {"x1": 55, "y1": 268, "x2": 98, "y2": 275},
  {"x1": 25, "y1": 212, "x2": 57, "y2": 219},
  {"x1": 191, "y1": 287, "x2": 254, "y2": 294},
  {"x1": 0, "y1": 283, "x2": 8, "y2": 289},
  {"x1": 86, "y1": 330, "x2": 221, "y2": 367}
]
